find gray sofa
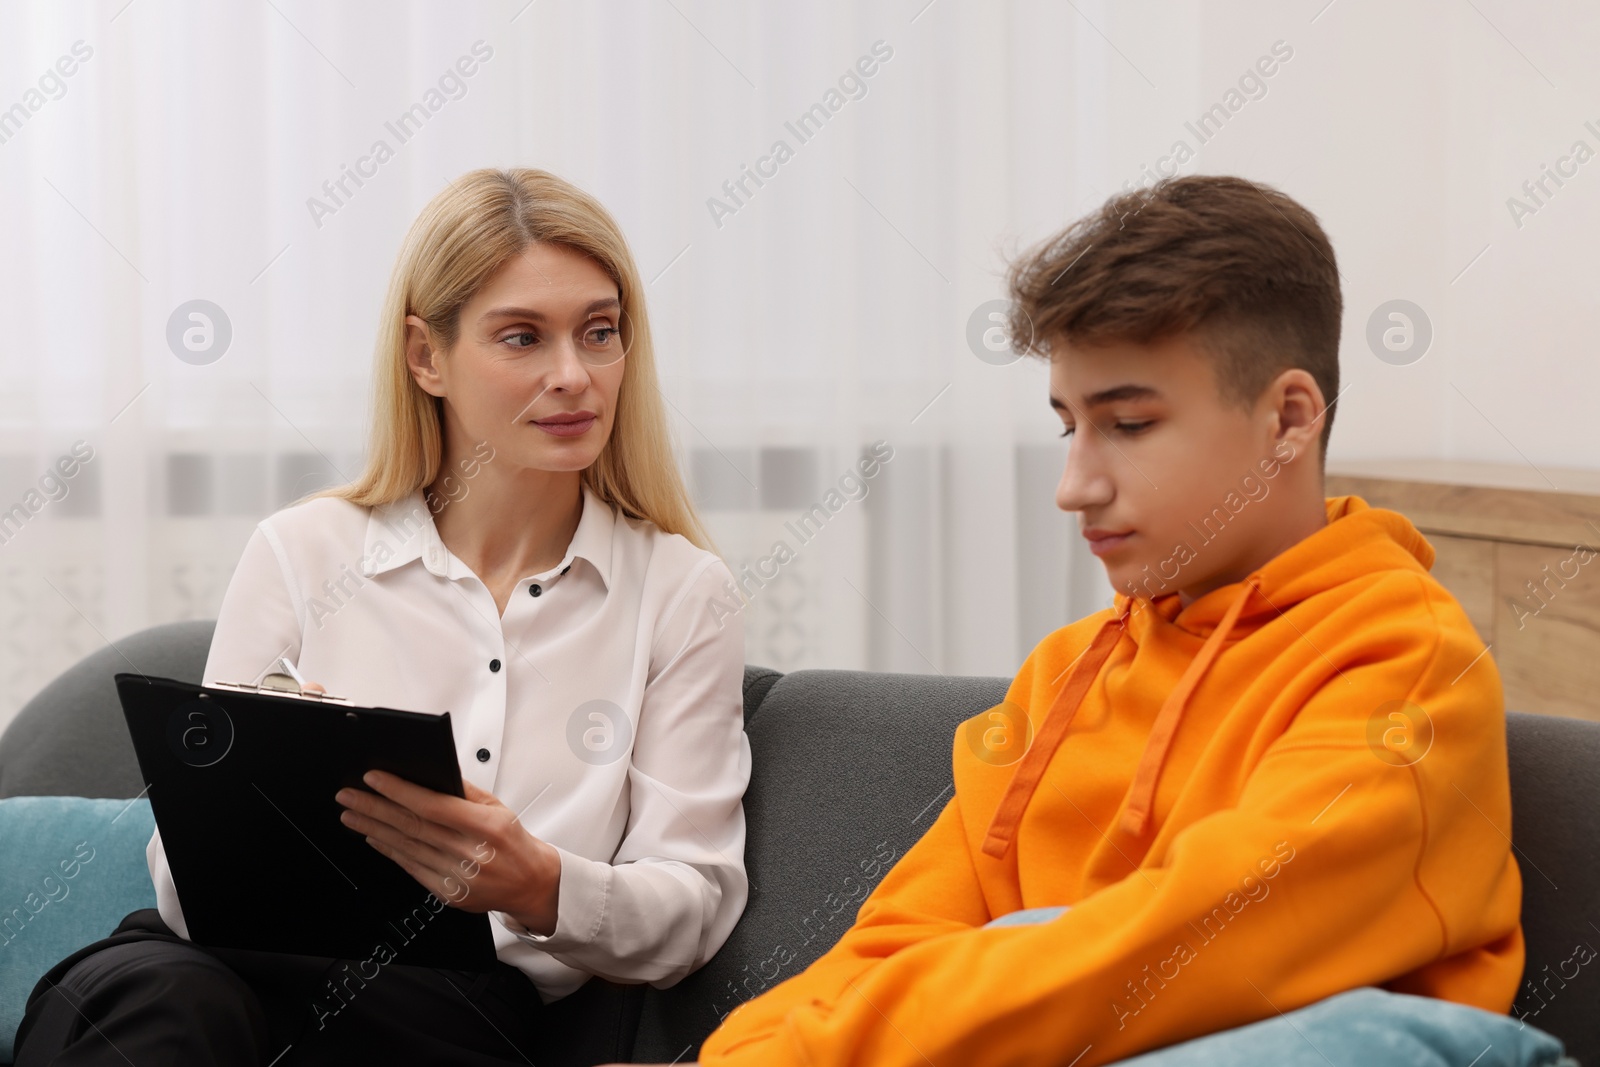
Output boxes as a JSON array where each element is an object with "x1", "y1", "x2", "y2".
[{"x1": 1, "y1": 621, "x2": 1597, "y2": 1064}]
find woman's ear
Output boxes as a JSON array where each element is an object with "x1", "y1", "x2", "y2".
[{"x1": 405, "y1": 314, "x2": 447, "y2": 397}]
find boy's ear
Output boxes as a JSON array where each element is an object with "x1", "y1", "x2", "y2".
[
  {"x1": 1267, "y1": 367, "x2": 1326, "y2": 459},
  {"x1": 405, "y1": 314, "x2": 447, "y2": 398}
]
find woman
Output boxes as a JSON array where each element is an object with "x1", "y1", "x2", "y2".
[{"x1": 16, "y1": 169, "x2": 750, "y2": 1066}]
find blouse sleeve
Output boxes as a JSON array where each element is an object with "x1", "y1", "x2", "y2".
[
  {"x1": 146, "y1": 522, "x2": 305, "y2": 937},
  {"x1": 497, "y1": 555, "x2": 752, "y2": 986}
]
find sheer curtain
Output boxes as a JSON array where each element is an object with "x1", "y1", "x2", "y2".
[
  {"x1": 0, "y1": 0, "x2": 1094, "y2": 730},
  {"x1": 2, "y1": 0, "x2": 1592, "y2": 730}
]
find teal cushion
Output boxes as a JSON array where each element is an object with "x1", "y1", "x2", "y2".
[
  {"x1": 0, "y1": 796, "x2": 156, "y2": 1062},
  {"x1": 983, "y1": 905, "x2": 1071, "y2": 927},
  {"x1": 1116, "y1": 987, "x2": 1573, "y2": 1067}
]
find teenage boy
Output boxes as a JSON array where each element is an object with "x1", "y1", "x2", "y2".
[{"x1": 625, "y1": 176, "x2": 1544, "y2": 1067}]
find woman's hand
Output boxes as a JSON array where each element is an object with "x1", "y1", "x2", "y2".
[{"x1": 334, "y1": 771, "x2": 563, "y2": 935}]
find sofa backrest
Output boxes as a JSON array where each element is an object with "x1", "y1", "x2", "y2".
[
  {"x1": 0, "y1": 620, "x2": 215, "y2": 800},
  {"x1": 1502, "y1": 710, "x2": 1600, "y2": 1066}
]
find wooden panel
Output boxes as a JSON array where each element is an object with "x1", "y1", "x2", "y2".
[
  {"x1": 1325, "y1": 460, "x2": 1600, "y2": 720},
  {"x1": 1327, "y1": 470, "x2": 1600, "y2": 550},
  {"x1": 1425, "y1": 533, "x2": 1495, "y2": 644},
  {"x1": 1328, "y1": 459, "x2": 1600, "y2": 496},
  {"x1": 1493, "y1": 541, "x2": 1600, "y2": 723},
  {"x1": 1328, "y1": 460, "x2": 1600, "y2": 551}
]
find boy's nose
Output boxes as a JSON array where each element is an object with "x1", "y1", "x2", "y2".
[{"x1": 1056, "y1": 454, "x2": 1112, "y2": 514}]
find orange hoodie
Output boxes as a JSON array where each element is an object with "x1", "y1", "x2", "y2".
[{"x1": 700, "y1": 496, "x2": 1522, "y2": 1067}]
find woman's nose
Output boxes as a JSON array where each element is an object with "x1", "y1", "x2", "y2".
[{"x1": 543, "y1": 336, "x2": 594, "y2": 389}]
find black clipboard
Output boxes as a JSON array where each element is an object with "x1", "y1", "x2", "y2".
[{"x1": 115, "y1": 672, "x2": 498, "y2": 970}]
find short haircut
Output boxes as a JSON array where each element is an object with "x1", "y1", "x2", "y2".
[{"x1": 1006, "y1": 175, "x2": 1342, "y2": 456}]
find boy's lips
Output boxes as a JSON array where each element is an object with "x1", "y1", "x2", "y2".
[{"x1": 1083, "y1": 528, "x2": 1135, "y2": 557}]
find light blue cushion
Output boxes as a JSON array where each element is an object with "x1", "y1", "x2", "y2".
[
  {"x1": 984, "y1": 905, "x2": 1071, "y2": 927},
  {"x1": 1116, "y1": 986, "x2": 1574, "y2": 1067},
  {"x1": 974, "y1": 911, "x2": 1572, "y2": 1066},
  {"x1": 0, "y1": 796, "x2": 156, "y2": 1062}
]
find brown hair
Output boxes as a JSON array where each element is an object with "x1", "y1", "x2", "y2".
[
  {"x1": 1007, "y1": 175, "x2": 1341, "y2": 455},
  {"x1": 322, "y1": 167, "x2": 718, "y2": 555}
]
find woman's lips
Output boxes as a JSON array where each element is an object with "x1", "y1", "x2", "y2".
[
  {"x1": 533, "y1": 415, "x2": 596, "y2": 437},
  {"x1": 1086, "y1": 531, "x2": 1134, "y2": 557}
]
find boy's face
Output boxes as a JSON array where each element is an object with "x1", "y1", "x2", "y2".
[{"x1": 1048, "y1": 332, "x2": 1318, "y2": 606}]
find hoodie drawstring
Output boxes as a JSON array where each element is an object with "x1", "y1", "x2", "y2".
[
  {"x1": 981, "y1": 599, "x2": 1133, "y2": 859},
  {"x1": 1119, "y1": 576, "x2": 1259, "y2": 837},
  {"x1": 980, "y1": 577, "x2": 1262, "y2": 859}
]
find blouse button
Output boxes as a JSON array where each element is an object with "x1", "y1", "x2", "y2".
[
  {"x1": 489, "y1": 659, "x2": 501, "y2": 673},
  {"x1": 529, "y1": 584, "x2": 542, "y2": 597},
  {"x1": 476, "y1": 748, "x2": 491, "y2": 762}
]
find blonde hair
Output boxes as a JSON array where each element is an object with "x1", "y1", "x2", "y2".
[{"x1": 327, "y1": 168, "x2": 717, "y2": 555}]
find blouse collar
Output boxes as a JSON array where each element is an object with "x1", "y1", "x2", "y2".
[{"x1": 360, "y1": 481, "x2": 614, "y2": 589}]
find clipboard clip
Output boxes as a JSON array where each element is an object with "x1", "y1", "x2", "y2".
[{"x1": 210, "y1": 657, "x2": 354, "y2": 704}]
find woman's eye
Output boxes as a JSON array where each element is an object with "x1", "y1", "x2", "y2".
[
  {"x1": 1116, "y1": 420, "x2": 1153, "y2": 435},
  {"x1": 503, "y1": 331, "x2": 538, "y2": 349},
  {"x1": 584, "y1": 324, "x2": 619, "y2": 347},
  {"x1": 1058, "y1": 427, "x2": 1074, "y2": 439}
]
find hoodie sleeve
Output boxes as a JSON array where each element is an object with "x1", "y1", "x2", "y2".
[
  {"x1": 699, "y1": 579, "x2": 1521, "y2": 1067},
  {"x1": 701, "y1": 793, "x2": 992, "y2": 1050},
  {"x1": 696, "y1": 626, "x2": 1088, "y2": 1053}
]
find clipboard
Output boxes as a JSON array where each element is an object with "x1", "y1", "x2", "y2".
[{"x1": 115, "y1": 670, "x2": 498, "y2": 970}]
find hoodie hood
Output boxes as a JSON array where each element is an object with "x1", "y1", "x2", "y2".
[
  {"x1": 1142, "y1": 493, "x2": 1436, "y2": 637},
  {"x1": 982, "y1": 495, "x2": 1436, "y2": 857}
]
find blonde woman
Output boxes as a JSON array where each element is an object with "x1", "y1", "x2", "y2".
[{"x1": 17, "y1": 169, "x2": 750, "y2": 1067}]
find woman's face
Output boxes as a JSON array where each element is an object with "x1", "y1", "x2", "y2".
[{"x1": 407, "y1": 242, "x2": 628, "y2": 477}]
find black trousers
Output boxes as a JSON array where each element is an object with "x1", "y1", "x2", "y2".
[{"x1": 14, "y1": 909, "x2": 642, "y2": 1066}]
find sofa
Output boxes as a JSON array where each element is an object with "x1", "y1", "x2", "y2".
[{"x1": 1, "y1": 620, "x2": 1597, "y2": 1065}]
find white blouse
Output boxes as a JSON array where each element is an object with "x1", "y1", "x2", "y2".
[{"x1": 146, "y1": 482, "x2": 751, "y2": 1000}]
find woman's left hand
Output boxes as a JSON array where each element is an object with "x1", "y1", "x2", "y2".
[{"x1": 335, "y1": 771, "x2": 562, "y2": 935}]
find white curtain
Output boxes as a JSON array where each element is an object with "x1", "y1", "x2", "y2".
[{"x1": 1, "y1": 0, "x2": 1592, "y2": 730}]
